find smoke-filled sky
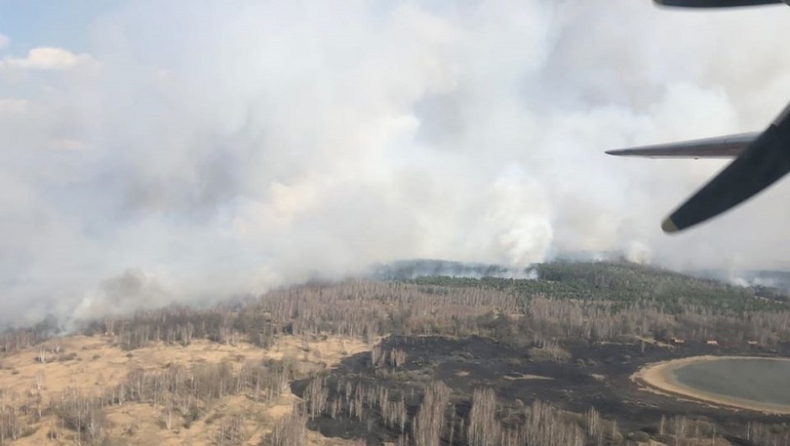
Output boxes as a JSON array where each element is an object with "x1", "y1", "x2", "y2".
[{"x1": 3, "y1": 0, "x2": 790, "y2": 325}]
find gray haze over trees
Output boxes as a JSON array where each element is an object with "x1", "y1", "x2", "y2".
[
  {"x1": 3, "y1": 2, "x2": 790, "y2": 324},
  {"x1": 3, "y1": 262, "x2": 789, "y2": 445}
]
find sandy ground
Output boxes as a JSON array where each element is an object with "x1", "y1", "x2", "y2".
[
  {"x1": 503, "y1": 373, "x2": 553, "y2": 381},
  {"x1": 631, "y1": 355, "x2": 790, "y2": 414}
]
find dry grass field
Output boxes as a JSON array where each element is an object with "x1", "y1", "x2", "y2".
[{"x1": 0, "y1": 333, "x2": 371, "y2": 445}]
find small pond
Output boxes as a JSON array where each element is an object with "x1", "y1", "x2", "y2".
[{"x1": 672, "y1": 358, "x2": 790, "y2": 408}]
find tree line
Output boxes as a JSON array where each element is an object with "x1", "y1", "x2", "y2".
[
  {"x1": 1, "y1": 261, "x2": 789, "y2": 444},
  {"x1": 2, "y1": 262, "x2": 788, "y2": 357}
]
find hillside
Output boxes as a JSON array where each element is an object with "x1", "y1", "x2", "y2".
[{"x1": 0, "y1": 260, "x2": 789, "y2": 446}]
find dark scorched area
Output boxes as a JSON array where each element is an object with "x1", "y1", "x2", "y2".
[{"x1": 293, "y1": 334, "x2": 790, "y2": 445}]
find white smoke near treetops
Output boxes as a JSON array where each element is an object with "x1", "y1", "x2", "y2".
[{"x1": 2, "y1": 0, "x2": 790, "y2": 325}]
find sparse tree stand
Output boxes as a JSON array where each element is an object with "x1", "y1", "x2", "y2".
[{"x1": 0, "y1": 262, "x2": 787, "y2": 445}]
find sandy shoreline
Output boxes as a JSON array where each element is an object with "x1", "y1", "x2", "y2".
[{"x1": 631, "y1": 355, "x2": 790, "y2": 414}]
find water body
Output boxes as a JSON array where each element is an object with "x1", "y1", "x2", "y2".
[{"x1": 672, "y1": 358, "x2": 790, "y2": 408}]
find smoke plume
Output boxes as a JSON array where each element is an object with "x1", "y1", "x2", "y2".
[{"x1": 1, "y1": 1, "x2": 790, "y2": 325}]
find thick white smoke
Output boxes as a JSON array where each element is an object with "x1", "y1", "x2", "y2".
[{"x1": 1, "y1": 1, "x2": 790, "y2": 325}]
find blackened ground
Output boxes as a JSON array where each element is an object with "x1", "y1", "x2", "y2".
[{"x1": 292, "y1": 335, "x2": 790, "y2": 445}]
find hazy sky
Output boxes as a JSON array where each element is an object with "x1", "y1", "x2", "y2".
[{"x1": 2, "y1": 1, "x2": 790, "y2": 325}]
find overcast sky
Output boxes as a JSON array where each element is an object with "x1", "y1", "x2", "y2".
[{"x1": 2, "y1": 1, "x2": 790, "y2": 325}]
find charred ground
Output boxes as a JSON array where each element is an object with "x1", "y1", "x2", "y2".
[
  {"x1": 295, "y1": 334, "x2": 790, "y2": 445},
  {"x1": 1, "y1": 260, "x2": 790, "y2": 445}
]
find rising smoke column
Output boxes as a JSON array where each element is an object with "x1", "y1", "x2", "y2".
[{"x1": 0, "y1": 1, "x2": 790, "y2": 324}]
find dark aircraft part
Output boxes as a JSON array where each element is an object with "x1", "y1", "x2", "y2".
[
  {"x1": 661, "y1": 101, "x2": 790, "y2": 233},
  {"x1": 606, "y1": 132, "x2": 756, "y2": 159},
  {"x1": 614, "y1": 0, "x2": 790, "y2": 234},
  {"x1": 654, "y1": 0, "x2": 784, "y2": 7}
]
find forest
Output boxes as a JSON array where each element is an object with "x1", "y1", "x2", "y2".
[{"x1": 0, "y1": 260, "x2": 789, "y2": 445}]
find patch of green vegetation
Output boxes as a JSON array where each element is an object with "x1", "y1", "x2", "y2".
[{"x1": 406, "y1": 261, "x2": 784, "y2": 315}]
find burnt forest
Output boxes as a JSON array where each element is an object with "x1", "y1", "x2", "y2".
[{"x1": 1, "y1": 260, "x2": 789, "y2": 446}]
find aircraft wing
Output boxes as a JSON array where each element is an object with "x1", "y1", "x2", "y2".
[
  {"x1": 608, "y1": 101, "x2": 790, "y2": 233},
  {"x1": 659, "y1": 104, "x2": 790, "y2": 233},
  {"x1": 606, "y1": 132, "x2": 757, "y2": 159},
  {"x1": 655, "y1": 0, "x2": 784, "y2": 7}
]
